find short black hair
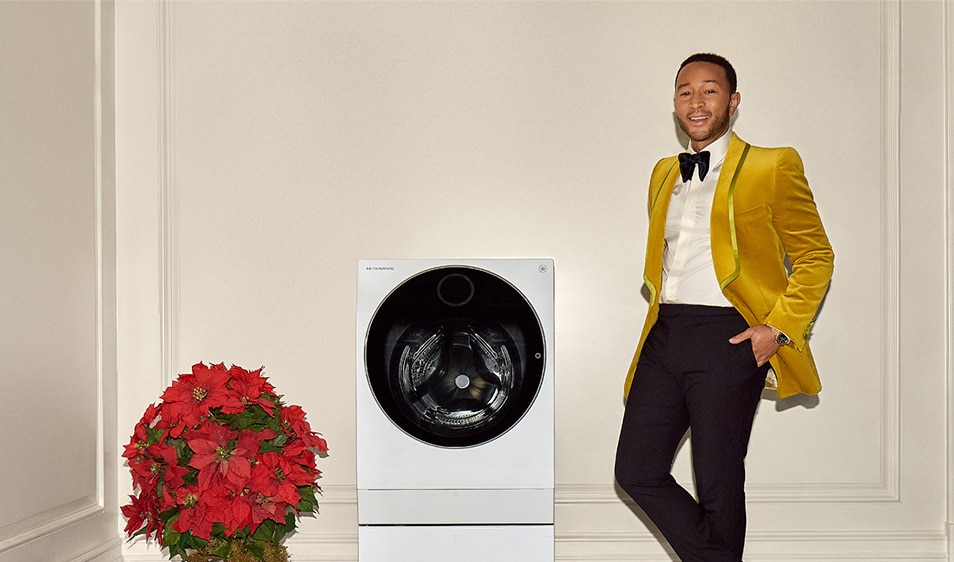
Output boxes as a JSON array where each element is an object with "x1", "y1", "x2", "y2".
[{"x1": 676, "y1": 53, "x2": 738, "y2": 93}]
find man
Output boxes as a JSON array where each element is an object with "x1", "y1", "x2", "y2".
[{"x1": 614, "y1": 53, "x2": 834, "y2": 561}]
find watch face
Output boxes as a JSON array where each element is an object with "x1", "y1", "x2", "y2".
[{"x1": 776, "y1": 332, "x2": 791, "y2": 346}]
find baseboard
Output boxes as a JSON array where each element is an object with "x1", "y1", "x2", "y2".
[
  {"x1": 556, "y1": 529, "x2": 949, "y2": 561},
  {"x1": 122, "y1": 528, "x2": 948, "y2": 562}
]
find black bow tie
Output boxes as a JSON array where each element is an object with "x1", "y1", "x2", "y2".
[{"x1": 678, "y1": 151, "x2": 710, "y2": 183}]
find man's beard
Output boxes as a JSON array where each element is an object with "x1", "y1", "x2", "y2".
[{"x1": 679, "y1": 108, "x2": 731, "y2": 146}]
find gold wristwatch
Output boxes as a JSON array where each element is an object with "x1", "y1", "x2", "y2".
[{"x1": 766, "y1": 325, "x2": 791, "y2": 346}]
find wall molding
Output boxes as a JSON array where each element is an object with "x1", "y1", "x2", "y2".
[
  {"x1": 141, "y1": 1, "x2": 939, "y2": 560},
  {"x1": 558, "y1": 57, "x2": 905, "y2": 493},
  {"x1": 152, "y1": 0, "x2": 906, "y2": 513},
  {"x1": 158, "y1": 0, "x2": 180, "y2": 388},
  {"x1": 552, "y1": 0, "x2": 938, "y2": 555},
  {"x1": 555, "y1": 529, "x2": 948, "y2": 562},
  {"x1": 0, "y1": 500, "x2": 103, "y2": 553},
  {"x1": 876, "y1": 0, "x2": 903, "y2": 506},
  {"x1": 945, "y1": 0, "x2": 954, "y2": 557},
  {"x1": 0, "y1": 1, "x2": 121, "y2": 558},
  {"x1": 562, "y1": 1, "x2": 902, "y2": 508}
]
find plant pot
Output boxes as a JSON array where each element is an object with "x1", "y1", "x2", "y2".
[{"x1": 182, "y1": 542, "x2": 288, "y2": 562}]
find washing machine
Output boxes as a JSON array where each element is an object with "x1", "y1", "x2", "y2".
[{"x1": 356, "y1": 259, "x2": 555, "y2": 561}]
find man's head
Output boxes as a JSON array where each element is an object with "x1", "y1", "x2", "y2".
[
  {"x1": 676, "y1": 53, "x2": 737, "y2": 93},
  {"x1": 674, "y1": 53, "x2": 741, "y2": 151}
]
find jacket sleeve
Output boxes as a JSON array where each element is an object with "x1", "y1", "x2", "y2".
[{"x1": 763, "y1": 147, "x2": 834, "y2": 350}]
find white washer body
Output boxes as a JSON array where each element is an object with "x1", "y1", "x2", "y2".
[{"x1": 356, "y1": 259, "x2": 554, "y2": 556}]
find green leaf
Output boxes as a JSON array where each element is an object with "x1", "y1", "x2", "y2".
[
  {"x1": 211, "y1": 522, "x2": 227, "y2": 539},
  {"x1": 189, "y1": 534, "x2": 208, "y2": 550},
  {"x1": 167, "y1": 542, "x2": 184, "y2": 559},
  {"x1": 218, "y1": 403, "x2": 279, "y2": 433},
  {"x1": 297, "y1": 485, "x2": 318, "y2": 513},
  {"x1": 229, "y1": 526, "x2": 251, "y2": 540},
  {"x1": 159, "y1": 508, "x2": 178, "y2": 525},
  {"x1": 246, "y1": 540, "x2": 266, "y2": 559},
  {"x1": 259, "y1": 440, "x2": 285, "y2": 454},
  {"x1": 146, "y1": 426, "x2": 165, "y2": 444},
  {"x1": 163, "y1": 527, "x2": 181, "y2": 546},
  {"x1": 177, "y1": 532, "x2": 196, "y2": 551},
  {"x1": 178, "y1": 467, "x2": 199, "y2": 488},
  {"x1": 252, "y1": 521, "x2": 275, "y2": 542},
  {"x1": 213, "y1": 541, "x2": 231, "y2": 558},
  {"x1": 279, "y1": 509, "x2": 297, "y2": 535},
  {"x1": 168, "y1": 437, "x2": 193, "y2": 466},
  {"x1": 129, "y1": 526, "x2": 149, "y2": 540}
]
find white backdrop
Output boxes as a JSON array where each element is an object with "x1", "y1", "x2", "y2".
[{"x1": 106, "y1": 1, "x2": 951, "y2": 561}]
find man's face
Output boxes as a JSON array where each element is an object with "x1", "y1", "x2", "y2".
[{"x1": 674, "y1": 61, "x2": 741, "y2": 151}]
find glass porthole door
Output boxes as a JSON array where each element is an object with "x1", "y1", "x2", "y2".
[{"x1": 364, "y1": 266, "x2": 546, "y2": 448}]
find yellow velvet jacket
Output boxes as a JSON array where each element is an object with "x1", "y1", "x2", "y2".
[{"x1": 624, "y1": 133, "x2": 834, "y2": 399}]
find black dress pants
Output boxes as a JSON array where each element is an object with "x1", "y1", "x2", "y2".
[{"x1": 615, "y1": 304, "x2": 768, "y2": 562}]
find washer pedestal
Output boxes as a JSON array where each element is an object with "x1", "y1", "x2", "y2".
[{"x1": 358, "y1": 525, "x2": 554, "y2": 562}]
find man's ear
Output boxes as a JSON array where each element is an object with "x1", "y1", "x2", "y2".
[{"x1": 729, "y1": 92, "x2": 741, "y2": 116}]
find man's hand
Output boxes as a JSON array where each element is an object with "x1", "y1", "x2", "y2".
[{"x1": 729, "y1": 325, "x2": 780, "y2": 367}]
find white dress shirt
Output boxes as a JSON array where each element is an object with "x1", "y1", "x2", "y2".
[{"x1": 660, "y1": 131, "x2": 734, "y2": 307}]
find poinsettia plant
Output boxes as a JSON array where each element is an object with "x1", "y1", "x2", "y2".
[{"x1": 122, "y1": 363, "x2": 328, "y2": 562}]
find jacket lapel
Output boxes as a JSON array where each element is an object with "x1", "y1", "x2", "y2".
[
  {"x1": 643, "y1": 159, "x2": 679, "y2": 305},
  {"x1": 710, "y1": 133, "x2": 750, "y2": 290}
]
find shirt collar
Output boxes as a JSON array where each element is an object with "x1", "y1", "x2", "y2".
[{"x1": 687, "y1": 129, "x2": 732, "y2": 166}]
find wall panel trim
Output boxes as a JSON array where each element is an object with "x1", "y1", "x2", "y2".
[
  {"x1": 158, "y1": 0, "x2": 180, "y2": 388},
  {"x1": 140, "y1": 1, "x2": 939, "y2": 560},
  {"x1": 0, "y1": 0, "x2": 121, "y2": 557},
  {"x1": 876, "y1": 0, "x2": 903, "y2": 505},
  {"x1": 558, "y1": 1, "x2": 903, "y2": 509},
  {"x1": 556, "y1": 529, "x2": 948, "y2": 562},
  {"x1": 945, "y1": 0, "x2": 954, "y2": 557}
]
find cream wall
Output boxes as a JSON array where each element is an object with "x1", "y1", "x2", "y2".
[
  {"x1": 98, "y1": 0, "x2": 948, "y2": 561},
  {"x1": 0, "y1": 1, "x2": 120, "y2": 560}
]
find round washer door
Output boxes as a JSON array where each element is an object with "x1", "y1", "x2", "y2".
[{"x1": 365, "y1": 265, "x2": 546, "y2": 448}]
